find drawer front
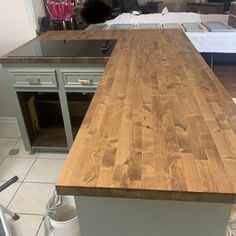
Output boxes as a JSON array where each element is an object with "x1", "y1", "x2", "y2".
[
  {"x1": 63, "y1": 72, "x2": 102, "y2": 89},
  {"x1": 10, "y1": 70, "x2": 57, "y2": 88}
]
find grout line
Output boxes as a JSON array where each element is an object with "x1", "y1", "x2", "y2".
[
  {"x1": 10, "y1": 156, "x2": 39, "y2": 159},
  {"x1": 35, "y1": 157, "x2": 66, "y2": 160},
  {"x1": 12, "y1": 138, "x2": 22, "y2": 149},
  {"x1": 23, "y1": 181, "x2": 56, "y2": 185},
  {"x1": 6, "y1": 157, "x2": 37, "y2": 208},
  {"x1": 35, "y1": 219, "x2": 44, "y2": 236},
  {"x1": 0, "y1": 118, "x2": 17, "y2": 124},
  {"x1": 6, "y1": 181, "x2": 24, "y2": 209},
  {"x1": 21, "y1": 158, "x2": 38, "y2": 183},
  {"x1": 37, "y1": 156, "x2": 67, "y2": 159},
  {"x1": 0, "y1": 136, "x2": 21, "y2": 140},
  {"x1": 0, "y1": 156, "x2": 6, "y2": 165},
  {"x1": 2, "y1": 156, "x2": 38, "y2": 160},
  {"x1": 5, "y1": 155, "x2": 66, "y2": 160}
]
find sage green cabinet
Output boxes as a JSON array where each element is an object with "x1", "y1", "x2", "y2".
[
  {"x1": 60, "y1": 69, "x2": 103, "y2": 91},
  {"x1": 11, "y1": 69, "x2": 58, "y2": 88},
  {"x1": 3, "y1": 63, "x2": 105, "y2": 153}
]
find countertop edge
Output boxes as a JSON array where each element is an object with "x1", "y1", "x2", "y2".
[
  {"x1": 0, "y1": 57, "x2": 109, "y2": 64},
  {"x1": 55, "y1": 185, "x2": 236, "y2": 204}
]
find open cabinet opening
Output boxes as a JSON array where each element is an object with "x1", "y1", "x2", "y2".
[{"x1": 17, "y1": 92, "x2": 67, "y2": 148}]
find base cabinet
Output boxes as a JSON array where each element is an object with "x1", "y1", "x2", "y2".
[{"x1": 3, "y1": 63, "x2": 105, "y2": 153}]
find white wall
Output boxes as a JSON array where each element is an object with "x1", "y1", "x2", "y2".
[
  {"x1": 32, "y1": 0, "x2": 47, "y2": 31},
  {"x1": 0, "y1": 0, "x2": 37, "y2": 56},
  {"x1": 0, "y1": 0, "x2": 45, "y2": 118}
]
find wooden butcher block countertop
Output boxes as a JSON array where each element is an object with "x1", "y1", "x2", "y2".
[{"x1": 47, "y1": 29, "x2": 236, "y2": 203}]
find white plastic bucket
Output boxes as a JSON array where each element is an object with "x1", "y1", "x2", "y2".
[{"x1": 49, "y1": 204, "x2": 80, "y2": 236}]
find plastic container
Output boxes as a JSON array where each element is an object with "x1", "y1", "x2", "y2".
[{"x1": 49, "y1": 204, "x2": 80, "y2": 236}]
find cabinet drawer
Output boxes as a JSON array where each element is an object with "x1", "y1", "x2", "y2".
[
  {"x1": 10, "y1": 70, "x2": 57, "y2": 88},
  {"x1": 62, "y1": 72, "x2": 102, "y2": 89}
]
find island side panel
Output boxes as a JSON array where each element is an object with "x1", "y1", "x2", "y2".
[{"x1": 75, "y1": 196, "x2": 232, "y2": 236}]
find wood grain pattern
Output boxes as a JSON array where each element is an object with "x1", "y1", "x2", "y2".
[
  {"x1": 213, "y1": 66, "x2": 236, "y2": 98},
  {"x1": 54, "y1": 30, "x2": 236, "y2": 203},
  {"x1": 3, "y1": 29, "x2": 236, "y2": 203}
]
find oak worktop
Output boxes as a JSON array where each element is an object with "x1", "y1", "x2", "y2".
[{"x1": 9, "y1": 30, "x2": 236, "y2": 203}]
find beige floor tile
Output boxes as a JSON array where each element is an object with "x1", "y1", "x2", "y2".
[
  {"x1": 0, "y1": 138, "x2": 19, "y2": 157},
  {"x1": 0, "y1": 181, "x2": 21, "y2": 207},
  {"x1": 7, "y1": 214, "x2": 42, "y2": 236},
  {"x1": 25, "y1": 159, "x2": 65, "y2": 183},
  {"x1": 0, "y1": 122, "x2": 21, "y2": 138},
  {"x1": 9, "y1": 182, "x2": 55, "y2": 214},
  {"x1": 0, "y1": 158, "x2": 35, "y2": 181},
  {"x1": 38, "y1": 152, "x2": 68, "y2": 159},
  {"x1": 11, "y1": 139, "x2": 38, "y2": 158}
]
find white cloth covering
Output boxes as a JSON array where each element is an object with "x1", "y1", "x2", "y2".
[
  {"x1": 186, "y1": 32, "x2": 236, "y2": 53},
  {"x1": 106, "y1": 13, "x2": 236, "y2": 53},
  {"x1": 106, "y1": 12, "x2": 202, "y2": 25},
  {"x1": 106, "y1": 12, "x2": 229, "y2": 26}
]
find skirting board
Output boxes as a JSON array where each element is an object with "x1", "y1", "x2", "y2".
[{"x1": 0, "y1": 117, "x2": 17, "y2": 123}]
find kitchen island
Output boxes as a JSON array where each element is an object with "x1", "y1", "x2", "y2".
[
  {"x1": 17, "y1": 30, "x2": 236, "y2": 235},
  {"x1": 52, "y1": 29, "x2": 236, "y2": 236}
]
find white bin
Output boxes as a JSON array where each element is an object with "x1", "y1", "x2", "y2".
[{"x1": 49, "y1": 204, "x2": 80, "y2": 236}]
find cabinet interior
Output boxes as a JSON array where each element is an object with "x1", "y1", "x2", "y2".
[
  {"x1": 17, "y1": 92, "x2": 67, "y2": 148},
  {"x1": 17, "y1": 91, "x2": 94, "y2": 148},
  {"x1": 67, "y1": 92, "x2": 94, "y2": 138}
]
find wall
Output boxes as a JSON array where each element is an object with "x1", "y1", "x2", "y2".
[
  {"x1": 0, "y1": 0, "x2": 45, "y2": 118},
  {"x1": 32, "y1": 0, "x2": 47, "y2": 31}
]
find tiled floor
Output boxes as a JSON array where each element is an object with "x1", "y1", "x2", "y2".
[
  {"x1": 0, "y1": 121, "x2": 67, "y2": 236},
  {"x1": 0, "y1": 121, "x2": 236, "y2": 236}
]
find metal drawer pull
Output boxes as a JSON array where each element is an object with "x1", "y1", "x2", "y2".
[
  {"x1": 78, "y1": 78, "x2": 93, "y2": 84},
  {"x1": 27, "y1": 77, "x2": 41, "y2": 85}
]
